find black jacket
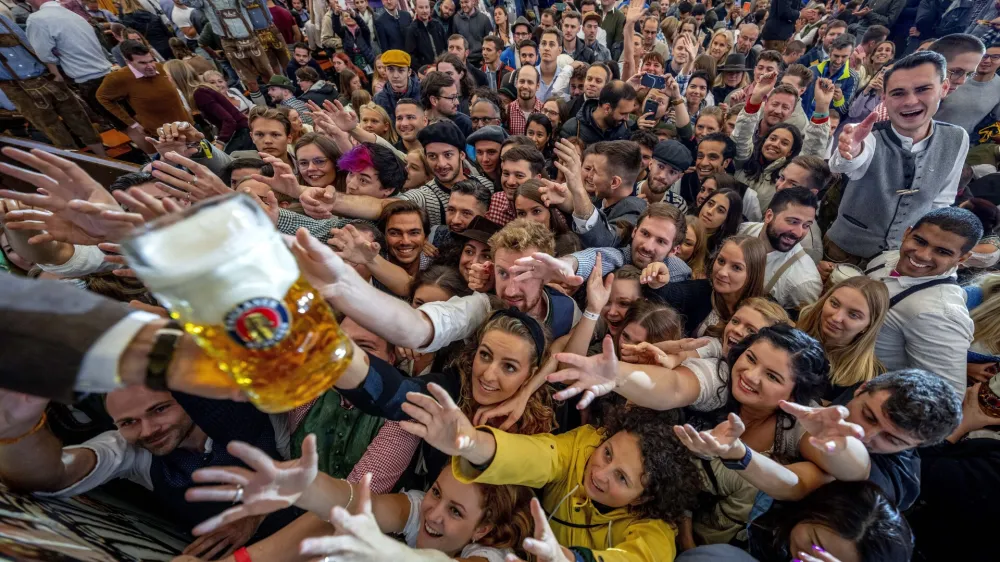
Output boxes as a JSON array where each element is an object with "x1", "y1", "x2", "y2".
[
  {"x1": 299, "y1": 81, "x2": 340, "y2": 106},
  {"x1": 761, "y1": 0, "x2": 801, "y2": 41},
  {"x1": 331, "y1": 12, "x2": 376, "y2": 67},
  {"x1": 559, "y1": 99, "x2": 633, "y2": 144},
  {"x1": 405, "y1": 18, "x2": 448, "y2": 70},
  {"x1": 374, "y1": 9, "x2": 412, "y2": 52}
]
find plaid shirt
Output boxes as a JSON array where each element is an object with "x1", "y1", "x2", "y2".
[
  {"x1": 487, "y1": 191, "x2": 517, "y2": 226},
  {"x1": 288, "y1": 397, "x2": 418, "y2": 495},
  {"x1": 507, "y1": 98, "x2": 543, "y2": 136}
]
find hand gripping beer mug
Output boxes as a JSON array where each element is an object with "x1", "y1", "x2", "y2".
[{"x1": 120, "y1": 193, "x2": 352, "y2": 413}]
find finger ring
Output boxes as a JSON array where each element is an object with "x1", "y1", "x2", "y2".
[
  {"x1": 233, "y1": 485, "x2": 244, "y2": 504},
  {"x1": 191, "y1": 177, "x2": 199, "y2": 186}
]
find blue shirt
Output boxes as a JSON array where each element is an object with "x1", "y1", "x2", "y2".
[
  {"x1": 25, "y1": 1, "x2": 111, "y2": 82},
  {"x1": 244, "y1": 0, "x2": 273, "y2": 30},
  {"x1": 200, "y1": 0, "x2": 253, "y2": 39},
  {"x1": 0, "y1": 14, "x2": 45, "y2": 80}
]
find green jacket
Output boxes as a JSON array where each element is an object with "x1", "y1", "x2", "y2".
[{"x1": 291, "y1": 390, "x2": 386, "y2": 479}]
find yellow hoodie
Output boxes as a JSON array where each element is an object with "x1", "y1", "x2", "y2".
[{"x1": 452, "y1": 425, "x2": 677, "y2": 562}]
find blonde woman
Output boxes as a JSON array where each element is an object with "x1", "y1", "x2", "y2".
[
  {"x1": 202, "y1": 70, "x2": 254, "y2": 114},
  {"x1": 163, "y1": 60, "x2": 251, "y2": 149},
  {"x1": 707, "y1": 29, "x2": 734, "y2": 66},
  {"x1": 797, "y1": 276, "x2": 889, "y2": 398},
  {"x1": 359, "y1": 102, "x2": 399, "y2": 145},
  {"x1": 966, "y1": 273, "x2": 1000, "y2": 383}
]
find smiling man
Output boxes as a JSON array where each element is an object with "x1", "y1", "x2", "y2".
[
  {"x1": 380, "y1": 200, "x2": 431, "y2": 277},
  {"x1": 827, "y1": 51, "x2": 969, "y2": 266},
  {"x1": 0, "y1": 387, "x2": 299, "y2": 558},
  {"x1": 738, "y1": 187, "x2": 822, "y2": 309},
  {"x1": 487, "y1": 145, "x2": 546, "y2": 227},
  {"x1": 865, "y1": 207, "x2": 981, "y2": 393}
]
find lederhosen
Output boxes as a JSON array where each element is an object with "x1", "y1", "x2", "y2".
[
  {"x1": 0, "y1": 18, "x2": 99, "y2": 147},
  {"x1": 245, "y1": 0, "x2": 288, "y2": 68},
  {"x1": 205, "y1": 0, "x2": 273, "y2": 85}
]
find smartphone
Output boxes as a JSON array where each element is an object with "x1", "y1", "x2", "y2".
[
  {"x1": 554, "y1": 2, "x2": 566, "y2": 11},
  {"x1": 643, "y1": 98, "x2": 659, "y2": 116},
  {"x1": 641, "y1": 73, "x2": 666, "y2": 90}
]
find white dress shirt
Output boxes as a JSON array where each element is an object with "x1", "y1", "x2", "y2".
[
  {"x1": 829, "y1": 123, "x2": 969, "y2": 209},
  {"x1": 739, "y1": 222, "x2": 822, "y2": 309},
  {"x1": 867, "y1": 251, "x2": 972, "y2": 394}
]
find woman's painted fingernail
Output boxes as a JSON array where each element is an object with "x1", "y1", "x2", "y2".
[
  {"x1": 813, "y1": 545, "x2": 826, "y2": 553},
  {"x1": 792, "y1": 559, "x2": 802, "y2": 562}
]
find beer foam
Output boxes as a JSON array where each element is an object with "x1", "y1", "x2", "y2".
[{"x1": 128, "y1": 196, "x2": 299, "y2": 325}]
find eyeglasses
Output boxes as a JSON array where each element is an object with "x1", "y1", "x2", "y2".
[
  {"x1": 296, "y1": 157, "x2": 330, "y2": 169},
  {"x1": 984, "y1": 53, "x2": 1000, "y2": 61},
  {"x1": 948, "y1": 68, "x2": 976, "y2": 80},
  {"x1": 435, "y1": 94, "x2": 460, "y2": 101},
  {"x1": 471, "y1": 116, "x2": 499, "y2": 124}
]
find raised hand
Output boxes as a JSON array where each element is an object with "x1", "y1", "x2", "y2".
[
  {"x1": 186, "y1": 434, "x2": 320, "y2": 535},
  {"x1": 585, "y1": 253, "x2": 614, "y2": 315},
  {"x1": 241, "y1": 186, "x2": 279, "y2": 224},
  {"x1": 504, "y1": 498, "x2": 574, "y2": 562},
  {"x1": 510, "y1": 252, "x2": 584, "y2": 286},
  {"x1": 549, "y1": 335, "x2": 620, "y2": 409},
  {"x1": 300, "y1": 185, "x2": 338, "y2": 219},
  {"x1": 108, "y1": 186, "x2": 185, "y2": 222},
  {"x1": 663, "y1": 74, "x2": 682, "y2": 100},
  {"x1": 182, "y1": 515, "x2": 265, "y2": 560},
  {"x1": 299, "y1": 474, "x2": 411, "y2": 562},
  {"x1": 837, "y1": 112, "x2": 878, "y2": 160},
  {"x1": 624, "y1": 0, "x2": 646, "y2": 24},
  {"x1": 779, "y1": 401, "x2": 864, "y2": 454},
  {"x1": 467, "y1": 260, "x2": 494, "y2": 292},
  {"x1": 98, "y1": 242, "x2": 138, "y2": 278},
  {"x1": 812, "y1": 77, "x2": 835, "y2": 111},
  {"x1": 254, "y1": 153, "x2": 305, "y2": 199},
  {"x1": 538, "y1": 179, "x2": 570, "y2": 209},
  {"x1": 640, "y1": 261, "x2": 670, "y2": 289},
  {"x1": 620, "y1": 341, "x2": 676, "y2": 367},
  {"x1": 324, "y1": 99, "x2": 361, "y2": 133},
  {"x1": 552, "y1": 139, "x2": 584, "y2": 195},
  {"x1": 0, "y1": 147, "x2": 127, "y2": 243},
  {"x1": 149, "y1": 153, "x2": 230, "y2": 201},
  {"x1": 289, "y1": 227, "x2": 354, "y2": 300},
  {"x1": 147, "y1": 121, "x2": 206, "y2": 159},
  {"x1": 673, "y1": 413, "x2": 747, "y2": 460},
  {"x1": 399, "y1": 383, "x2": 479, "y2": 457},
  {"x1": 751, "y1": 72, "x2": 778, "y2": 102},
  {"x1": 328, "y1": 224, "x2": 380, "y2": 265}
]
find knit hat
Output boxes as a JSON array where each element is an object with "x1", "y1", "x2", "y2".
[
  {"x1": 381, "y1": 49, "x2": 411, "y2": 68},
  {"x1": 417, "y1": 119, "x2": 467, "y2": 150},
  {"x1": 266, "y1": 75, "x2": 295, "y2": 91},
  {"x1": 653, "y1": 140, "x2": 693, "y2": 171},
  {"x1": 512, "y1": 16, "x2": 532, "y2": 33},
  {"x1": 467, "y1": 125, "x2": 508, "y2": 146}
]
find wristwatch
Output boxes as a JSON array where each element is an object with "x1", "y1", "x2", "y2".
[
  {"x1": 721, "y1": 443, "x2": 753, "y2": 471},
  {"x1": 145, "y1": 321, "x2": 185, "y2": 392}
]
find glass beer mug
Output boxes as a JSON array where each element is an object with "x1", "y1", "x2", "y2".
[{"x1": 120, "y1": 193, "x2": 352, "y2": 413}]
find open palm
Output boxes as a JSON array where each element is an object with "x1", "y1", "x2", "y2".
[
  {"x1": 186, "y1": 434, "x2": 320, "y2": 535},
  {"x1": 549, "y1": 335, "x2": 620, "y2": 408}
]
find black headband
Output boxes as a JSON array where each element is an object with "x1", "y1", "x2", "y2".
[{"x1": 489, "y1": 308, "x2": 546, "y2": 367}]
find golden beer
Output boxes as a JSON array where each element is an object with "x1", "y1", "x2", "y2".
[{"x1": 121, "y1": 194, "x2": 352, "y2": 413}]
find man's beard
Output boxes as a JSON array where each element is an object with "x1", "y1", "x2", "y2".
[
  {"x1": 765, "y1": 223, "x2": 801, "y2": 252},
  {"x1": 601, "y1": 112, "x2": 618, "y2": 130}
]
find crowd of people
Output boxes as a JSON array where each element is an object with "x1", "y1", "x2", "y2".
[{"x1": 1, "y1": 0, "x2": 1000, "y2": 561}]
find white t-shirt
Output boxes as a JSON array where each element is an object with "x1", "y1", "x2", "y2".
[
  {"x1": 171, "y1": 4, "x2": 194, "y2": 28},
  {"x1": 682, "y1": 356, "x2": 730, "y2": 412},
  {"x1": 401, "y1": 489, "x2": 511, "y2": 562}
]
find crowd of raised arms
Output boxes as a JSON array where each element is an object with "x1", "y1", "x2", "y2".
[{"x1": 3, "y1": 0, "x2": 1000, "y2": 560}]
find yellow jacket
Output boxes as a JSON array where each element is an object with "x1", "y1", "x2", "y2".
[{"x1": 453, "y1": 425, "x2": 677, "y2": 562}]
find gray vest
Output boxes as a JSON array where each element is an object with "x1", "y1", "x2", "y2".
[{"x1": 828, "y1": 121, "x2": 966, "y2": 258}]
